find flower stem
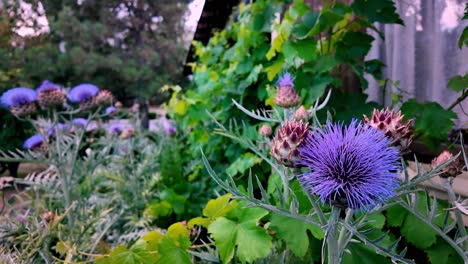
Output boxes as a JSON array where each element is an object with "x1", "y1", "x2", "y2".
[
  {"x1": 326, "y1": 206, "x2": 341, "y2": 264},
  {"x1": 337, "y1": 208, "x2": 353, "y2": 256},
  {"x1": 441, "y1": 177, "x2": 468, "y2": 250}
]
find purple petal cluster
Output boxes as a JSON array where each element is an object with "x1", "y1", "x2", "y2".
[
  {"x1": 108, "y1": 123, "x2": 124, "y2": 134},
  {"x1": 297, "y1": 120, "x2": 400, "y2": 209},
  {"x1": 23, "y1": 134, "x2": 44, "y2": 149},
  {"x1": 105, "y1": 106, "x2": 116, "y2": 115},
  {"x1": 68, "y1": 84, "x2": 99, "y2": 103},
  {"x1": 277, "y1": 72, "x2": 295, "y2": 88},
  {"x1": 1, "y1": 87, "x2": 37, "y2": 108},
  {"x1": 73, "y1": 118, "x2": 87, "y2": 127},
  {"x1": 37, "y1": 80, "x2": 60, "y2": 92}
]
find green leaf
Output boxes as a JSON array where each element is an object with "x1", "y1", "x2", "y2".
[
  {"x1": 226, "y1": 153, "x2": 263, "y2": 177},
  {"x1": 108, "y1": 245, "x2": 154, "y2": 264},
  {"x1": 458, "y1": 27, "x2": 468, "y2": 49},
  {"x1": 401, "y1": 212, "x2": 438, "y2": 249},
  {"x1": 425, "y1": 237, "x2": 461, "y2": 264},
  {"x1": 270, "y1": 213, "x2": 323, "y2": 257},
  {"x1": 342, "y1": 243, "x2": 392, "y2": 264},
  {"x1": 352, "y1": 0, "x2": 403, "y2": 24},
  {"x1": 208, "y1": 206, "x2": 271, "y2": 263},
  {"x1": 203, "y1": 193, "x2": 238, "y2": 220},
  {"x1": 335, "y1": 31, "x2": 374, "y2": 61},
  {"x1": 386, "y1": 204, "x2": 407, "y2": 227},
  {"x1": 309, "y1": 10, "x2": 343, "y2": 35},
  {"x1": 292, "y1": 38, "x2": 317, "y2": 61},
  {"x1": 55, "y1": 241, "x2": 70, "y2": 256},
  {"x1": 400, "y1": 99, "x2": 457, "y2": 149},
  {"x1": 447, "y1": 74, "x2": 468, "y2": 92},
  {"x1": 156, "y1": 237, "x2": 191, "y2": 264},
  {"x1": 265, "y1": 56, "x2": 285, "y2": 81},
  {"x1": 167, "y1": 222, "x2": 190, "y2": 248}
]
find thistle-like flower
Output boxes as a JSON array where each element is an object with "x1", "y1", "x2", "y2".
[
  {"x1": 108, "y1": 123, "x2": 124, "y2": 135},
  {"x1": 94, "y1": 90, "x2": 113, "y2": 106},
  {"x1": 105, "y1": 106, "x2": 117, "y2": 115},
  {"x1": 293, "y1": 105, "x2": 309, "y2": 121},
  {"x1": 275, "y1": 72, "x2": 301, "y2": 108},
  {"x1": 431, "y1": 151, "x2": 464, "y2": 178},
  {"x1": 1, "y1": 87, "x2": 37, "y2": 117},
  {"x1": 297, "y1": 120, "x2": 400, "y2": 209},
  {"x1": 23, "y1": 134, "x2": 46, "y2": 152},
  {"x1": 36, "y1": 80, "x2": 66, "y2": 109},
  {"x1": 270, "y1": 120, "x2": 309, "y2": 167},
  {"x1": 72, "y1": 118, "x2": 88, "y2": 128},
  {"x1": 363, "y1": 108, "x2": 413, "y2": 151},
  {"x1": 259, "y1": 124, "x2": 273, "y2": 137},
  {"x1": 68, "y1": 83, "x2": 99, "y2": 109}
]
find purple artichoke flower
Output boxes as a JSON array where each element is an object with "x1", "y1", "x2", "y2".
[
  {"x1": 108, "y1": 123, "x2": 124, "y2": 134},
  {"x1": 277, "y1": 72, "x2": 295, "y2": 88},
  {"x1": 23, "y1": 134, "x2": 44, "y2": 149},
  {"x1": 297, "y1": 120, "x2": 400, "y2": 209},
  {"x1": 1, "y1": 87, "x2": 37, "y2": 108},
  {"x1": 72, "y1": 118, "x2": 87, "y2": 127},
  {"x1": 37, "y1": 80, "x2": 60, "y2": 92},
  {"x1": 104, "y1": 106, "x2": 116, "y2": 115},
  {"x1": 68, "y1": 84, "x2": 99, "y2": 103}
]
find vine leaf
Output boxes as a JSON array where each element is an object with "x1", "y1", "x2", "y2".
[
  {"x1": 208, "y1": 205, "x2": 271, "y2": 263},
  {"x1": 270, "y1": 213, "x2": 323, "y2": 257}
]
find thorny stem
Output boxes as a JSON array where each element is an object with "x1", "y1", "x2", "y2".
[
  {"x1": 441, "y1": 177, "x2": 468, "y2": 251},
  {"x1": 326, "y1": 206, "x2": 341, "y2": 264},
  {"x1": 337, "y1": 208, "x2": 353, "y2": 256}
]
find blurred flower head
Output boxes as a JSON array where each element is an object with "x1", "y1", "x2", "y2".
[
  {"x1": 297, "y1": 120, "x2": 400, "y2": 209},
  {"x1": 293, "y1": 106, "x2": 309, "y2": 121},
  {"x1": 108, "y1": 123, "x2": 124, "y2": 135},
  {"x1": 68, "y1": 83, "x2": 99, "y2": 104},
  {"x1": 72, "y1": 118, "x2": 88, "y2": 128},
  {"x1": 23, "y1": 134, "x2": 45, "y2": 150},
  {"x1": 36, "y1": 80, "x2": 66, "y2": 109},
  {"x1": 105, "y1": 106, "x2": 117, "y2": 115},
  {"x1": 165, "y1": 123, "x2": 177, "y2": 136},
  {"x1": 277, "y1": 72, "x2": 295, "y2": 88},
  {"x1": 259, "y1": 124, "x2": 273, "y2": 137},
  {"x1": 275, "y1": 72, "x2": 300, "y2": 108},
  {"x1": 431, "y1": 150, "x2": 464, "y2": 178},
  {"x1": 94, "y1": 90, "x2": 113, "y2": 106},
  {"x1": 1, "y1": 87, "x2": 37, "y2": 117}
]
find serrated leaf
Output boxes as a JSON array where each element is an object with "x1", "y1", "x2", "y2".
[
  {"x1": 167, "y1": 222, "x2": 190, "y2": 248},
  {"x1": 226, "y1": 153, "x2": 262, "y2": 177},
  {"x1": 400, "y1": 99, "x2": 457, "y2": 149},
  {"x1": 386, "y1": 204, "x2": 407, "y2": 227},
  {"x1": 425, "y1": 237, "x2": 462, "y2": 264},
  {"x1": 55, "y1": 241, "x2": 70, "y2": 256},
  {"x1": 156, "y1": 237, "x2": 191, "y2": 264},
  {"x1": 203, "y1": 193, "x2": 238, "y2": 220},
  {"x1": 208, "y1": 206, "x2": 271, "y2": 263},
  {"x1": 335, "y1": 31, "x2": 374, "y2": 61},
  {"x1": 352, "y1": 0, "x2": 403, "y2": 24},
  {"x1": 448, "y1": 74, "x2": 468, "y2": 92},
  {"x1": 265, "y1": 56, "x2": 285, "y2": 81},
  {"x1": 108, "y1": 245, "x2": 154, "y2": 264},
  {"x1": 270, "y1": 213, "x2": 323, "y2": 257},
  {"x1": 458, "y1": 27, "x2": 468, "y2": 48}
]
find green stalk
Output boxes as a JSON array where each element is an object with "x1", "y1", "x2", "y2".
[
  {"x1": 337, "y1": 208, "x2": 353, "y2": 257},
  {"x1": 441, "y1": 177, "x2": 468, "y2": 250},
  {"x1": 326, "y1": 206, "x2": 341, "y2": 264}
]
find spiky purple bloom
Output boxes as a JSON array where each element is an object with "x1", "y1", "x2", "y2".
[
  {"x1": 1, "y1": 87, "x2": 37, "y2": 108},
  {"x1": 277, "y1": 72, "x2": 295, "y2": 88},
  {"x1": 108, "y1": 123, "x2": 124, "y2": 134},
  {"x1": 297, "y1": 120, "x2": 401, "y2": 210},
  {"x1": 73, "y1": 118, "x2": 87, "y2": 127},
  {"x1": 105, "y1": 106, "x2": 116, "y2": 115},
  {"x1": 23, "y1": 134, "x2": 44, "y2": 149},
  {"x1": 37, "y1": 80, "x2": 60, "y2": 92},
  {"x1": 68, "y1": 84, "x2": 99, "y2": 103}
]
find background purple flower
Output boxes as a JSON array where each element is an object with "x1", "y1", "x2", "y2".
[
  {"x1": 105, "y1": 106, "x2": 116, "y2": 115},
  {"x1": 297, "y1": 120, "x2": 400, "y2": 209},
  {"x1": 277, "y1": 72, "x2": 295, "y2": 88},
  {"x1": 68, "y1": 84, "x2": 99, "y2": 103},
  {"x1": 108, "y1": 123, "x2": 123, "y2": 134},
  {"x1": 23, "y1": 134, "x2": 44, "y2": 149},
  {"x1": 37, "y1": 80, "x2": 60, "y2": 92},
  {"x1": 1, "y1": 87, "x2": 37, "y2": 108},
  {"x1": 73, "y1": 118, "x2": 87, "y2": 127}
]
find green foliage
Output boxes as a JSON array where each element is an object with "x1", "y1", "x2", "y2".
[
  {"x1": 448, "y1": 74, "x2": 468, "y2": 92},
  {"x1": 208, "y1": 204, "x2": 272, "y2": 263},
  {"x1": 351, "y1": 0, "x2": 404, "y2": 24},
  {"x1": 400, "y1": 99, "x2": 457, "y2": 149},
  {"x1": 270, "y1": 213, "x2": 323, "y2": 257}
]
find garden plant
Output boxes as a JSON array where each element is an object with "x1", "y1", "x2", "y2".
[{"x1": 0, "y1": 0, "x2": 467, "y2": 263}]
